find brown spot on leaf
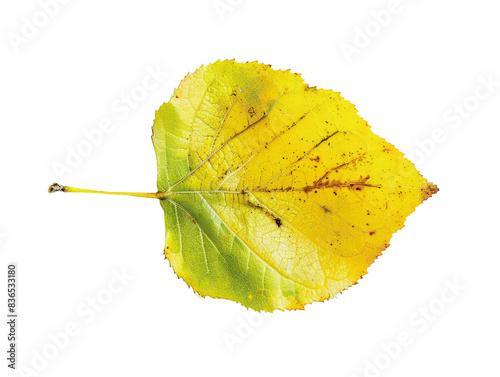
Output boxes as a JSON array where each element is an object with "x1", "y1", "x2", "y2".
[
  {"x1": 304, "y1": 175, "x2": 374, "y2": 193},
  {"x1": 245, "y1": 198, "x2": 280, "y2": 223}
]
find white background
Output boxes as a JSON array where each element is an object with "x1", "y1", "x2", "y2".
[{"x1": 1, "y1": 1, "x2": 499, "y2": 376}]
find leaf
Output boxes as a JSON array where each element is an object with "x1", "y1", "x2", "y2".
[{"x1": 151, "y1": 60, "x2": 438, "y2": 311}]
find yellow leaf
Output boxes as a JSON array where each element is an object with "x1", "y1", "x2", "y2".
[{"x1": 152, "y1": 60, "x2": 438, "y2": 311}]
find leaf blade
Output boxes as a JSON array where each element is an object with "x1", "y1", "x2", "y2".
[{"x1": 154, "y1": 60, "x2": 437, "y2": 311}]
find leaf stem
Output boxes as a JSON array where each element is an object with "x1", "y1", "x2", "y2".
[{"x1": 48, "y1": 183, "x2": 166, "y2": 199}]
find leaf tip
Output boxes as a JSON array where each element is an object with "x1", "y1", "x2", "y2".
[{"x1": 423, "y1": 182, "x2": 439, "y2": 201}]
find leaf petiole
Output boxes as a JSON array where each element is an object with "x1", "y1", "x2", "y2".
[{"x1": 48, "y1": 183, "x2": 166, "y2": 199}]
